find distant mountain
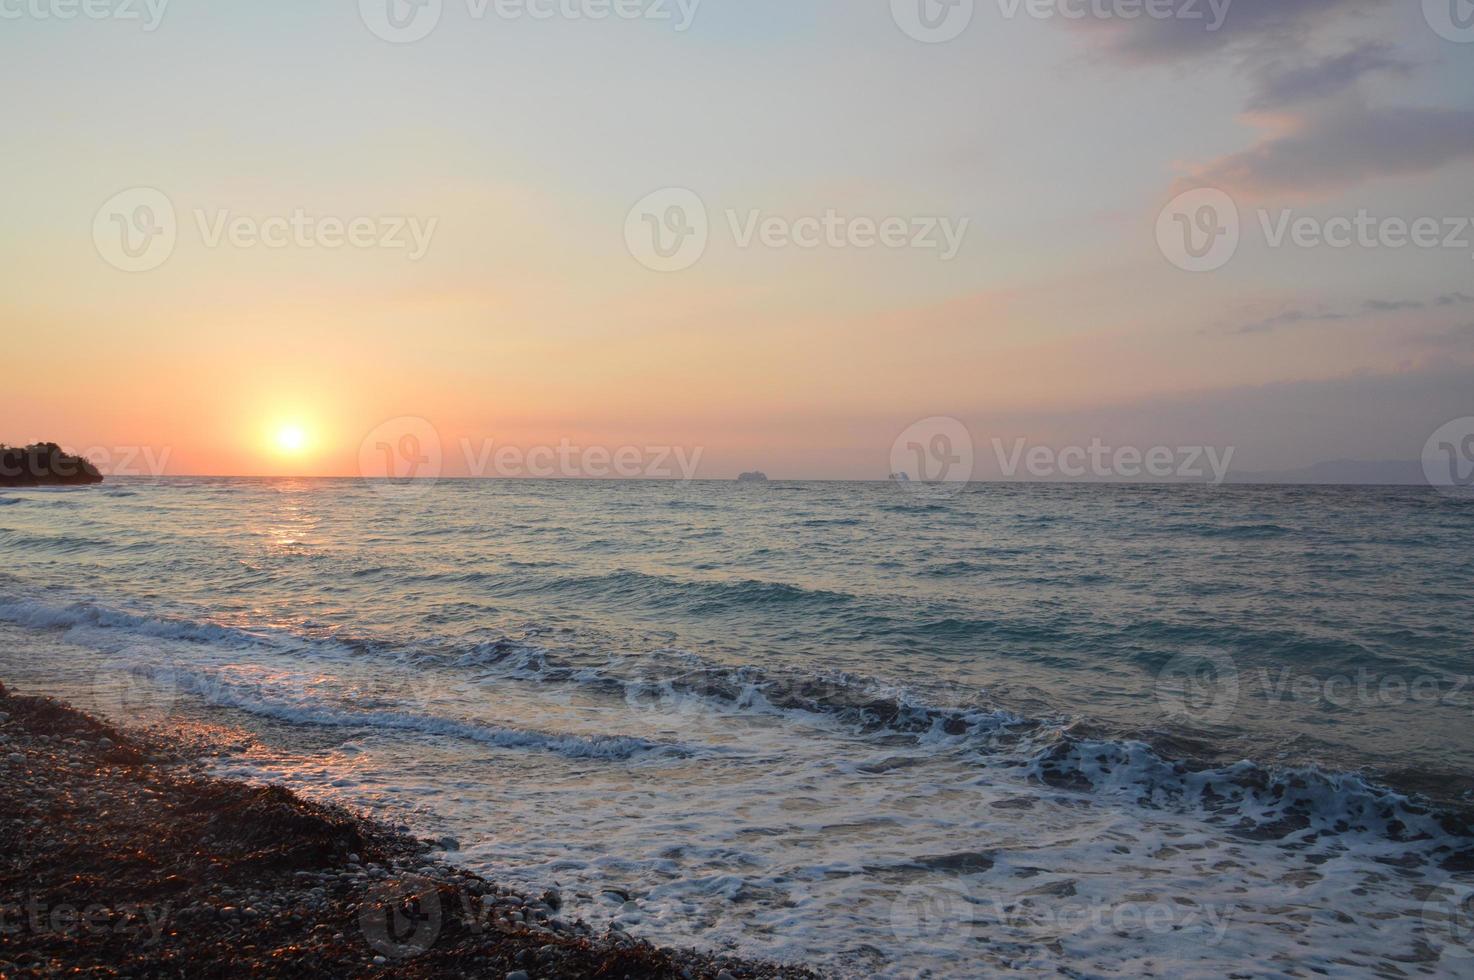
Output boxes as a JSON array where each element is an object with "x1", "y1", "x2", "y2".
[
  {"x1": 1226, "y1": 459, "x2": 1425, "y2": 486},
  {"x1": 737, "y1": 471, "x2": 769, "y2": 482},
  {"x1": 0, "y1": 443, "x2": 104, "y2": 486}
]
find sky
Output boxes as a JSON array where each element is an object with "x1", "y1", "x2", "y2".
[{"x1": 3, "y1": 0, "x2": 1473, "y2": 479}]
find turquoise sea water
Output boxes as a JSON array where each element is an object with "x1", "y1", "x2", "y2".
[{"x1": 1, "y1": 479, "x2": 1471, "y2": 976}]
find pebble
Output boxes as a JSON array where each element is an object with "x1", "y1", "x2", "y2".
[
  {"x1": 505, "y1": 972, "x2": 530, "y2": 980},
  {"x1": 6, "y1": 752, "x2": 23, "y2": 763}
]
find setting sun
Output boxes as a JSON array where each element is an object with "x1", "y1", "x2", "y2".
[{"x1": 274, "y1": 425, "x2": 308, "y2": 454}]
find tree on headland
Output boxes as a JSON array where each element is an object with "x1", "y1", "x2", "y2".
[{"x1": 0, "y1": 443, "x2": 104, "y2": 486}]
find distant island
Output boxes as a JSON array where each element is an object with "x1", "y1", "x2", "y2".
[
  {"x1": 0, "y1": 443, "x2": 104, "y2": 486},
  {"x1": 737, "y1": 471, "x2": 769, "y2": 482}
]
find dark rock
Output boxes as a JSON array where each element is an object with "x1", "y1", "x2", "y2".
[{"x1": 0, "y1": 442, "x2": 103, "y2": 486}]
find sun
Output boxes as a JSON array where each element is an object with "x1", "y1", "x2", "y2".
[{"x1": 274, "y1": 425, "x2": 309, "y2": 454}]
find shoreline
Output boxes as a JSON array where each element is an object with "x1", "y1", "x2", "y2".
[{"x1": 0, "y1": 681, "x2": 815, "y2": 978}]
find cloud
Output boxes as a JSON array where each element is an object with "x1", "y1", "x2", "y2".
[
  {"x1": 1068, "y1": 0, "x2": 1473, "y2": 198},
  {"x1": 1074, "y1": 0, "x2": 1386, "y2": 65},
  {"x1": 1234, "y1": 309, "x2": 1347, "y2": 334},
  {"x1": 1363, "y1": 299, "x2": 1424, "y2": 312},
  {"x1": 1182, "y1": 103, "x2": 1474, "y2": 198},
  {"x1": 1247, "y1": 42, "x2": 1415, "y2": 110},
  {"x1": 1230, "y1": 291, "x2": 1466, "y2": 334}
]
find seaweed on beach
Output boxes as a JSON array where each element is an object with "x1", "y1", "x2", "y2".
[{"x1": 0, "y1": 682, "x2": 815, "y2": 978}]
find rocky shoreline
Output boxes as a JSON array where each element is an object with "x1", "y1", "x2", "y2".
[
  {"x1": 0, "y1": 444, "x2": 103, "y2": 487},
  {"x1": 0, "y1": 682, "x2": 816, "y2": 978}
]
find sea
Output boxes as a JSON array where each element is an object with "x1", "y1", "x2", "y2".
[{"x1": 1, "y1": 478, "x2": 1471, "y2": 977}]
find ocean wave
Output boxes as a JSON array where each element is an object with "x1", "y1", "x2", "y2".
[
  {"x1": 0, "y1": 596, "x2": 326, "y2": 654},
  {"x1": 6, "y1": 592, "x2": 1471, "y2": 848},
  {"x1": 0, "y1": 530, "x2": 121, "y2": 554},
  {"x1": 518, "y1": 571, "x2": 858, "y2": 615},
  {"x1": 457, "y1": 643, "x2": 1023, "y2": 739},
  {"x1": 1025, "y1": 734, "x2": 1474, "y2": 855},
  {"x1": 155, "y1": 666, "x2": 686, "y2": 762}
]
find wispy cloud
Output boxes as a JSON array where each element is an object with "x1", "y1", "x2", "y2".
[
  {"x1": 1072, "y1": 0, "x2": 1387, "y2": 65},
  {"x1": 1066, "y1": 0, "x2": 1474, "y2": 199},
  {"x1": 1247, "y1": 42, "x2": 1415, "y2": 110},
  {"x1": 1230, "y1": 292, "x2": 1471, "y2": 335},
  {"x1": 1183, "y1": 104, "x2": 1474, "y2": 199}
]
